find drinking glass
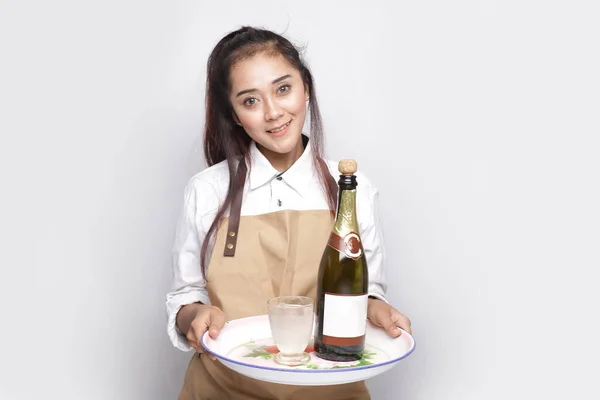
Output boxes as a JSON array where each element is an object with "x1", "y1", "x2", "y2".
[{"x1": 267, "y1": 296, "x2": 314, "y2": 366}]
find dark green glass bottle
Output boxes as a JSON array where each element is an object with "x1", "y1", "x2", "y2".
[{"x1": 314, "y1": 159, "x2": 369, "y2": 362}]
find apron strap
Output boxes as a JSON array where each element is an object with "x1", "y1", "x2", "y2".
[{"x1": 223, "y1": 159, "x2": 247, "y2": 257}]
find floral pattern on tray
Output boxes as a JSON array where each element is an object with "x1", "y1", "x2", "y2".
[{"x1": 226, "y1": 338, "x2": 389, "y2": 370}]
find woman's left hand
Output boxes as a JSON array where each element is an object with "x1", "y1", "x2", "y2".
[{"x1": 367, "y1": 297, "x2": 412, "y2": 337}]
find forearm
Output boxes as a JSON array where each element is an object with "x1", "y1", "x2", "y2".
[{"x1": 176, "y1": 302, "x2": 206, "y2": 336}]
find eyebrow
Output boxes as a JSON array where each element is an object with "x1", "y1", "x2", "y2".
[{"x1": 235, "y1": 74, "x2": 292, "y2": 97}]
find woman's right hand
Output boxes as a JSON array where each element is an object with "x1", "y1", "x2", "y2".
[{"x1": 180, "y1": 304, "x2": 226, "y2": 360}]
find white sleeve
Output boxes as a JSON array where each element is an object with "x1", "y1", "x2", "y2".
[
  {"x1": 357, "y1": 176, "x2": 389, "y2": 303},
  {"x1": 165, "y1": 178, "x2": 215, "y2": 352}
]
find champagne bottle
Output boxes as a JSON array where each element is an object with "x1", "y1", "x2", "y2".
[{"x1": 314, "y1": 159, "x2": 369, "y2": 362}]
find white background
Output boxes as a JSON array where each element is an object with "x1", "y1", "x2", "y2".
[{"x1": 1, "y1": 1, "x2": 599, "y2": 399}]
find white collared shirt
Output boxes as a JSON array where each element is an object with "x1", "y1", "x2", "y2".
[{"x1": 166, "y1": 140, "x2": 388, "y2": 351}]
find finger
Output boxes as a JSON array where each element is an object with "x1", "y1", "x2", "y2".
[
  {"x1": 186, "y1": 329, "x2": 203, "y2": 354},
  {"x1": 382, "y1": 316, "x2": 403, "y2": 338},
  {"x1": 393, "y1": 313, "x2": 412, "y2": 335},
  {"x1": 373, "y1": 307, "x2": 402, "y2": 338},
  {"x1": 208, "y1": 309, "x2": 226, "y2": 339}
]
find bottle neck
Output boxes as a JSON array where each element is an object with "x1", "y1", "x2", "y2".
[{"x1": 333, "y1": 176, "x2": 359, "y2": 236}]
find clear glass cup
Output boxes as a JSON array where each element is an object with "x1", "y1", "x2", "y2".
[{"x1": 267, "y1": 296, "x2": 314, "y2": 366}]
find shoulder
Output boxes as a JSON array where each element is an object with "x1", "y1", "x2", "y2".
[
  {"x1": 187, "y1": 160, "x2": 230, "y2": 190},
  {"x1": 182, "y1": 160, "x2": 230, "y2": 215}
]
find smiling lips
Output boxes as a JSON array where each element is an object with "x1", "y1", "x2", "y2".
[{"x1": 267, "y1": 120, "x2": 291, "y2": 134}]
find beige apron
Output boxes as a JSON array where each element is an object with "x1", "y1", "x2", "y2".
[{"x1": 177, "y1": 205, "x2": 371, "y2": 399}]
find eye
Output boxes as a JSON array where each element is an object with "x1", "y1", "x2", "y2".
[
  {"x1": 277, "y1": 84, "x2": 291, "y2": 94},
  {"x1": 243, "y1": 97, "x2": 258, "y2": 107}
]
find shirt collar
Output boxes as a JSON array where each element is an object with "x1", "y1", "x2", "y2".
[{"x1": 248, "y1": 136, "x2": 316, "y2": 195}]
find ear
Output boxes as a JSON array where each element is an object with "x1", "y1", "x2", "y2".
[
  {"x1": 304, "y1": 84, "x2": 310, "y2": 102},
  {"x1": 232, "y1": 112, "x2": 242, "y2": 126}
]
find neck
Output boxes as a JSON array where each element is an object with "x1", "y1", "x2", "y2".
[{"x1": 257, "y1": 137, "x2": 305, "y2": 172}]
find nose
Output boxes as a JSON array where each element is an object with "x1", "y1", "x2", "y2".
[{"x1": 264, "y1": 98, "x2": 283, "y2": 121}]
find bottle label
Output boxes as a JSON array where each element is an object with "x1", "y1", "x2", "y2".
[
  {"x1": 327, "y1": 231, "x2": 363, "y2": 260},
  {"x1": 322, "y1": 293, "x2": 368, "y2": 346}
]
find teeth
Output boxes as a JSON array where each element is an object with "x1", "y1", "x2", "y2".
[{"x1": 268, "y1": 121, "x2": 290, "y2": 133}]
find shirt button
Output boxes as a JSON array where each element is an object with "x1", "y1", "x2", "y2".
[{"x1": 276, "y1": 176, "x2": 283, "y2": 181}]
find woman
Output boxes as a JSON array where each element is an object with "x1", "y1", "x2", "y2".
[{"x1": 166, "y1": 26, "x2": 412, "y2": 399}]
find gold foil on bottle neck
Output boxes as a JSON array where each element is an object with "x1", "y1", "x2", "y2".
[{"x1": 333, "y1": 189, "x2": 359, "y2": 237}]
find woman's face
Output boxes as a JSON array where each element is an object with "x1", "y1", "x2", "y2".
[{"x1": 228, "y1": 52, "x2": 308, "y2": 157}]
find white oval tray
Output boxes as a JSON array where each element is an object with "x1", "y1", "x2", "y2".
[{"x1": 201, "y1": 314, "x2": 415, "y2": 386}]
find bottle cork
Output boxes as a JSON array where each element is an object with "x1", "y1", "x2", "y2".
[{"x1": 338, "y1": 159, "x2": 357, "y2": 176}]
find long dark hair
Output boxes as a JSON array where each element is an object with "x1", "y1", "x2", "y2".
[{"x1": 200, "y1": 26, "x2": 337, "y2": 278}]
